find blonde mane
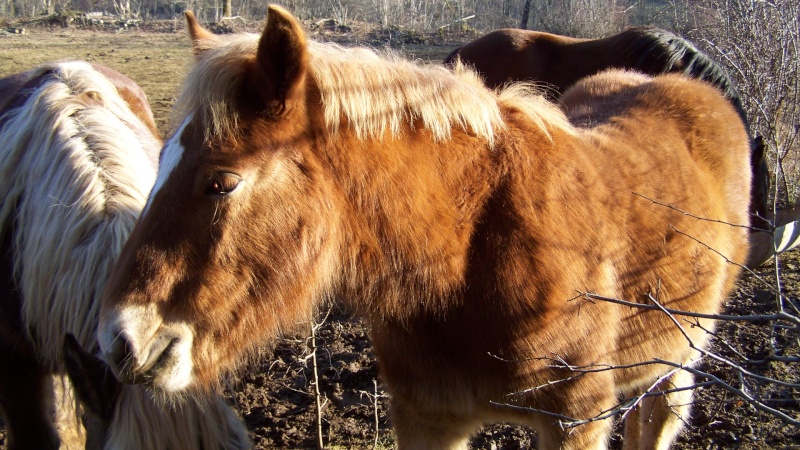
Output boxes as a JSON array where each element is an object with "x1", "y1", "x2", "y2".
[
  {"x1": 0, "y1": 61, "x2": 158, "y2": 368},
  {"x1": 105, "y1": 387, "x2": 249, "y2": 450},
  {"x1": 0, "y1": 60, "x2": 250, "y2": 450},
  {"x1": 174, "y1": 33, "x2": 573, "y2": 145}
]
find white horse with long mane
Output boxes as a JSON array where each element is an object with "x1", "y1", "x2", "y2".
[{"x1": 0, "y1": 60, "x2": 249, "y2": 449}]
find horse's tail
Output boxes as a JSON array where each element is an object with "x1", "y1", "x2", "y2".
[{"x1": 750, "y1": 135, "x2": 770, "y2": 229}]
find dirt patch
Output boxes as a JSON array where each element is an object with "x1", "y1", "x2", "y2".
[{"x1": 0, "y1": 25, "x2": 798, "y2": 449}]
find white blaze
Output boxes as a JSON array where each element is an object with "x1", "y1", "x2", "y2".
[{"x1": 142, "y1": 114, "x2": 192, "y2": 216}]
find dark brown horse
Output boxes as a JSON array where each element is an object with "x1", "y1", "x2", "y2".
[
  {"x1": 0, "y1": 61, "x2": 248, "y2": 450},
  {"x1": 445, "y1": 27, "x2": 770, "y2": 232},
  {"x1": 98, "y1": 7, "x2": 751, "y2": 449}
]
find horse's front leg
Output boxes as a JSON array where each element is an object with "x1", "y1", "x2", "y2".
[
  {"x1": 533, "y1": 370, "x2": 617, "y2": 450},
  {"x1": 390, "y1": 395, "x2": 481, "y2": 450}
]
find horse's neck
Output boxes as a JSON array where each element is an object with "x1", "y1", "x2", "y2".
[
  {"x1": 329, "y1": 127, "x2": 500, "y2": 315},
  {"x1": 90, "y1": 64, "x2": 161, "y2": 140},
  {"x1": 328, "y1": 112, "x2": 558, "y2": 319},
  {"x1": 560, "y1": 37, "x2": 631, "y2": 78}
]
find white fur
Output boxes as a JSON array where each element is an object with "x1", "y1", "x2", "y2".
[
  {"x1": 0, "y1": 61, "x2": 249, "y2": 449},
  {"x1": 99, "y1": 304, "x2": 195, "y2": 392},
  {"x1": 142, "y1": 114, "x2": 190, "y2": 216},
  {"x1": 0, "y1": 61, "x2": 157, "y2": 364}
]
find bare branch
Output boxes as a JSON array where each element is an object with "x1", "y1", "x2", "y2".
[
  {"x1": 632, "y1": 191, "x2": 759, "y2": 231},
  {"x1": 577, "y1": 292, "x2": 800, "y2": 327}
]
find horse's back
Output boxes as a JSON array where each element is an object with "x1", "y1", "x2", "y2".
[
  {"x1": 446, "y1": 28, "x2": 587, "y2": 92},
  {"x1": 556, "y1": 70, "x2": 750, "y2": 354},
  {"x1": 496, "y1": 71, "x2": 750, "y2": 415}
]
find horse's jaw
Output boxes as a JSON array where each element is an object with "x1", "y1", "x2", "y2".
[{"x1": 98, "y1": 302, "x2": 195, "y2": 393}]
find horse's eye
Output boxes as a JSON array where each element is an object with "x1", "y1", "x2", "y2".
[{"x1": 206, "y1": 172, "x2": 240, "y2": 197}]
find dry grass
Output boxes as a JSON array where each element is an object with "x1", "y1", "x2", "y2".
[
  {"x1": 0, "y1": 26, "x2": 458, "y2": 136},
  {"x1": 1, "y1": 28, "x2": 193, "y2": 134}
]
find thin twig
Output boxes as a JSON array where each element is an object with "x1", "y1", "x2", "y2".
[
  {"x1": 632, "y1": 191, "x2": 762, "y2": 231},
  {"x1": 308, "y1": 312, "x2": 331, "y2": 450},
  {"x1": 578, "y1": 291, "x2": 800, "y2": 327}
]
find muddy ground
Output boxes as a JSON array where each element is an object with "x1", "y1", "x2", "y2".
[{"x1": 0, "y1": 22, "x2": 798, "y2": 449}]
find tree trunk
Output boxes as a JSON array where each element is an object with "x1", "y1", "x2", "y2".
[
  {"x1": 222, "y1": 0, "x2": 231, "y2": 18},
  {"x1": 520, "y1": 0, "x2": 532, "y2": 29}
]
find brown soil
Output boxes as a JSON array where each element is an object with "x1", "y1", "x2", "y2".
[{"x1": 0, "y1": 23, "x2": 797, "y2": 449}]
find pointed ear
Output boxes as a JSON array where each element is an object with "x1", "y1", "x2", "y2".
[
  {"x1": 63, "y1": 334, "x2": 121, "y2": 421},
  {"x1": 185, "y1": 11, "x2": 215, "y2": 58},
  {"x1": 252, "y1": 4, "x2": 308, "y2": 114}
]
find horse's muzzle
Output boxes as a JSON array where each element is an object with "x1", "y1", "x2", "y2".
[{"x1": 104, "y1": 329, "x2": 181, "y2": 386}]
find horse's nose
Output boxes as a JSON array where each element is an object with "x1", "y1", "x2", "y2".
[{"x1": 104, "y1": 332, "x2": 140, "y2": 384}]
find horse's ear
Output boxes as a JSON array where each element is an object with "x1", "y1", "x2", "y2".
[
  {"x1": 185, "y1": 11, "x2": 215, "y2": 58},
  {"x1": 63, "y1": 334, "x2": 121, "y2": 421},
  {"x1": 252, "y1": 4, "x2": 308, "y2": 114}
]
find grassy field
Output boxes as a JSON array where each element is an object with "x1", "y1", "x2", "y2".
[{"x1": 1, "y1": 28, "x2": 195, "y2": 133}]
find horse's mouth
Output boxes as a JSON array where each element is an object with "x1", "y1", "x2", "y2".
[
  {"x1": 108, "y1": 335, "x2": 178, "y2": 386},
  {"x1": 138, "y1": 337, "x2": 180, "y2": 384}
]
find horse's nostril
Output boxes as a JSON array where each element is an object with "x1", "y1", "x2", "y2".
[{"x1": 105, "y1": 332, "x2": 140, "y2": 385}]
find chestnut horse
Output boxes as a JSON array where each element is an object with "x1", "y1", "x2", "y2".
[
  {"x1": 0, "y1": 61, "x2": 249, "y2": 449},
  {"x1": 98, "y1": 7, "x2": 750, "y2": 449},
  {"x1": 443, "y1": 27, "x2": 743, "y2": 107},
  {"x1": 445, "y1": 26, "x2": 769, "y2": 235}
]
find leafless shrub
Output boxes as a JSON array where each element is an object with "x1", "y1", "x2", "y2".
[{"x1": 671, "y1": 0, "x2": 800, "y2": 207}]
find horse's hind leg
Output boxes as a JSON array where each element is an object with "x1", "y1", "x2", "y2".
[
  {"x1": 0, "y1": 350, "x2": 61, "y2": 450},
  {"x1": 623, "y1": 370, "x2": 694, "y2": 450}
]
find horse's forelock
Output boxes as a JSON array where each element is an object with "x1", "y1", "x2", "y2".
[{"x1": 172, "y1": 33, "x2": 259, "y2": 141}]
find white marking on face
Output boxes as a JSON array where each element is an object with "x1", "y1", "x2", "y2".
[
  {"x1": 99, "y1": 303, "x2": 196, "y2": 391},
  {"x1": 142, "y1": 114, "x2": 193, "y2": 216},
  {"x1": 98, "y1": 303, "x2": 160, "y2": 360}
]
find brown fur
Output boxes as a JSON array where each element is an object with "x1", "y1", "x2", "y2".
[
  {"x1": 445, "y1": 26, "x2": 770, "y2": 235},
  {"x1": 100, "y1": 7, "x2": 751, "y2": 449}
]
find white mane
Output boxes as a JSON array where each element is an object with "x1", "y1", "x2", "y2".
[
  {"x1": 0, "y1": 60, "x2": 250, "y2": 449},
  {"x1": 0, "y1": 61, "x2": 158, "y2": 364}
]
